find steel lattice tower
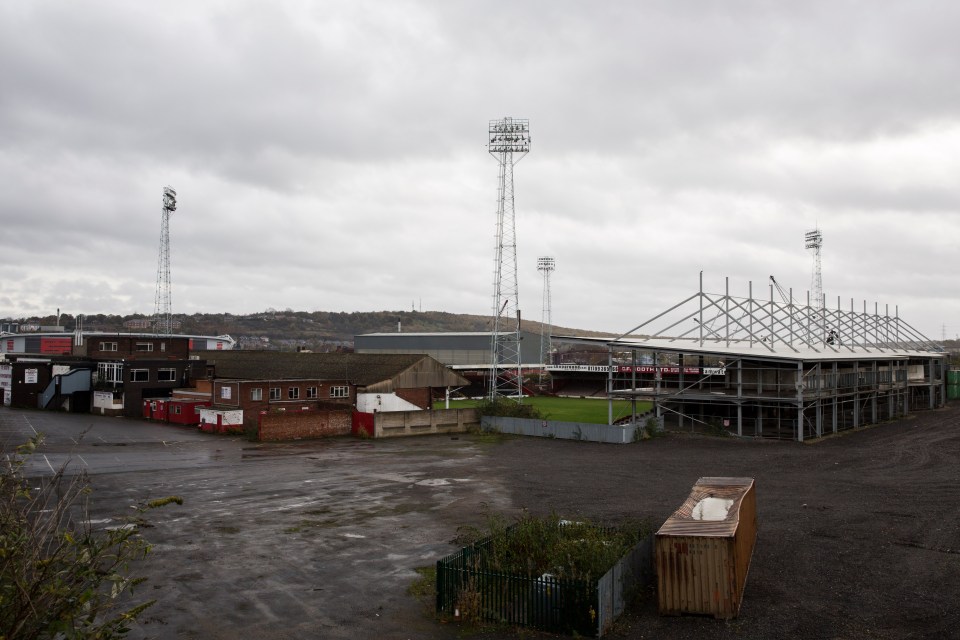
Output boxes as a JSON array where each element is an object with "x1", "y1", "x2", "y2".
[
  {"x1": 537, "y1": 256, "x2": 555, "y2": 388},
  {"x1": 154, "y1": 186, "x2": 177, "y2": 334},
  {"x1": 805, "y1": 228, "x2": 823, "y2": 339},
  {"x1": 488, "y1": 117, "x2": 530, "y2": 401}
]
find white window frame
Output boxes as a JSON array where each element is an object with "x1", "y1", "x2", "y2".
[
  {"x1": 251, "y1": 388, "x2": 263, "y2": 401},
  {"x1": 97, "y1": 362, "x2": 123, "y2": 383},
  {"x1": 100, "y1": 342, "x2": 118, "y2": 352},
  {"x1": 306, "y1": 386, "x2": 317, "y2": 399},
  {"x1": 157, "y1": 368, "x2": 177, "y2": 382},
  {"x1": 130, "y1": 369, "x2": 149, "y2": 382},
  {"x1": 330, "y1": 385, "x2": 349, "y2": 398},
  {"x1": 288, "y1": 387, "x2": 300, "y2": 400},
  {"x1": 135, "y1": 342, "x2": 154, "y2": 352},
  {"x1": 269, "y1": 387, "x2": 281, "y2": 400}
]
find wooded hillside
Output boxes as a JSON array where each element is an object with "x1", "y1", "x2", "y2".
[{"x1": 7, "y1": 310, "x2": 613, "y2": 352}]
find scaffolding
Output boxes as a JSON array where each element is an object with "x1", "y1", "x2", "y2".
[{"x1": 590, "y1": 275, "x2": 947, "y2": 441}]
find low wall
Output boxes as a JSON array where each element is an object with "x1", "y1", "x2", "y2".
[
  {"x1": 482, "y1": 416, "x2": 643, "y2": 444},
  {"x1": 258, "y1": 409, "x2": 352, "y2": 441},
  {"x1": 374, "y1": 408, "x2": 478, "y2": 438}
]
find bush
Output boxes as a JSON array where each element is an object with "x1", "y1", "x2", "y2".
[
  {"x1": 0, "y1": 435, "x2": 180, "y2": 639},
  {"x1": 474, "y1": 398, "x2": 544, "y2": 420},
  {"x1": 471, "y1": 511, "x2": 648, "y2": 582}
]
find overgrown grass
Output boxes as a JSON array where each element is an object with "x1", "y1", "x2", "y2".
[
  {"x1": 435, "y1": 396, "x2": 652, "y2": 424},
  {"x1": 455, "y1": 512, "x2": 650, "y2": 582}
]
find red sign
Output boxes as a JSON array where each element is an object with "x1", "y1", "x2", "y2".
[{"x1": 617, "y1": 366, "x2": 702, "y2": 375}]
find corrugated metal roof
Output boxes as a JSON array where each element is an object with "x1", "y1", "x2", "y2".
[
  {"x1": 195, "y1": 350, "x2": 468, "y2": 388},
  {"x1": 656, "y1": 477, "x2": 755, "y2": 538},
  {"x1": 558, "y1": 335, "x2": 942, "y2": 362}
]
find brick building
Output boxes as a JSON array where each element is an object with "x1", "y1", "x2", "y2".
[{"x1": 196, "y1": 350, "x2": 468, "y2": 428}]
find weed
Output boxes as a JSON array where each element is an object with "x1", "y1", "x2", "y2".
[
  {"x1": 474, "y1": 511, "x2": 649, "y2": 581},
  {"x1": 454, "y1": 575, "x2": 483, "y2": 624},
  {"x1": 474, "y1": 399, "x2": 545, "y2": 420},
  {"x1": 704, "y1": 418, "x2": 731, "y2": 437},
  {"x1": 407, "y1": 566, "x2": 436, "y2": 603},
  {"x1": 1, "y1": 435, "x2": 180, "y2": 639}
]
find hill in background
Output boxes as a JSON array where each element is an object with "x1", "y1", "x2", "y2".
[{"x1": 7, "y1": 310, "x2": 613, "y2": 352}]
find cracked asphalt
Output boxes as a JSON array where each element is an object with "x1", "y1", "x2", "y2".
[{"x1": 2, "y1": 404, "x2": 958, "y2": 639}]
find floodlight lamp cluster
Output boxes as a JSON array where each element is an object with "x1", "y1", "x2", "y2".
[
  {"x1": 804, "y1": 229, "x2": 822, "y2": 249},
  {"x1": 162, "y1": 186, "x2": 177, "y2": 213},
  {"x1": 488, "y1": 118, "x2": 530, "y2": 153},
  {"x1": 537, "y1": 256, "x2": 556, "y2": 271}
]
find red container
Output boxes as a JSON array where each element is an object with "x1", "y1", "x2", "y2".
[{"x1": 167, "y1": 399, "x2": 210, "y2": 426}]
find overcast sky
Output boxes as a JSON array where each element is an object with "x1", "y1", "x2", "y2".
[{"x1": 2, "y1": 1, "x2": 959, "y2": 338}]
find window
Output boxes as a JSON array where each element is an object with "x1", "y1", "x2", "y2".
[
  {"x1": 306, "y1": 386, "x2": 317, "y2": 399},
  {"x1": 160, "y1": 342, "x2": 166, "y2": 352},
  {"x1": 330, "y1": 385, "x2": 349, "y2": 398},
  {"x1": 173, "y1": 405, "x2": 181, "y2": 415},
  {"x1": 97, "y1": 362, "x2": 123, "y2": 383},
  {"x1": 135, "y1": 342, "x2": 154, "y2": 352},
  {"x1": 158, "y1": 368, "x2": 176, "y2": 381},
  {"x1": 251, "y1": 388, "x2": 263, "y2": 401},
  {"x1": 288, "y1": 387, "x2": 300, "y2": 400},
  {"x1": 100, "y1": 342, "x2": 117, "y2": 352},
  {"x1": 269, "y1": 387, "x2": 280, "y2": 400},
  {"x1": 130, "y1": 369, "x2": 149, "y2": 382}
]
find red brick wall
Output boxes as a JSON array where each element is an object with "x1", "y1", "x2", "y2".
[
  {"x1": 396, "y1": 387, "x2": 431, "y2": 409},
  {"x1": 257, "y1": 409, "x2": 352, "y2": 441},
  {"x1": 85, "y1": 336, "x2": 189, "y2": 360}
]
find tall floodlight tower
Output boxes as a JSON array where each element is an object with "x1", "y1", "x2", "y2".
[
  {"x1": 487, "y1": 117, "x2": 530, "y2": 401},
  {"x1": 805, "y1": 228, "x2": 823, "y2": 340},
  {"x1": 154, "y1": 186, "x2": 177, "y2": 334},
  {"x1": 537, "y1": 256, "x2": 556, "y2": 388}
]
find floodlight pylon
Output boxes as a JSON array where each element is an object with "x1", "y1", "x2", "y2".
[
  {"x1": 154, "y1": 186, "x2": 176, "y2": 335},
  {"x1": 487, "y1": 117, "x2": 530, "y2": 401},
  {"x1": 805, "y1": 228, "x2": 823, "y2": 342},
  {"x1": 537, "y1": 256, "x2": 555, "y2": 388}
]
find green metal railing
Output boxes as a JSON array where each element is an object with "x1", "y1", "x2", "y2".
[{"x1": 436, "y1": 537, "x2": 598, "y2": 636}]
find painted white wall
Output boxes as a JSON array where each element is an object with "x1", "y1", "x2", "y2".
[
  {"x1": 356, "y1": 392, "x2": 421, "y2": 413},
  {"x1": 198, "y1": 407, "x2": 244, "y2": 425},
  {"x1": 92, "y1": 391, "x2": 123, "y2": 410}
]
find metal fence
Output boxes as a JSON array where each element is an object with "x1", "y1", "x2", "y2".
[
  {"x1": 436, "y1": 533, "x2": 653, "y2": 637},
  {"x1": 596, "y1": 536, "x2": 653, "y2": 634},
  {"x1": 481, "y1": 415, "x2": 652, "y2": 444}
]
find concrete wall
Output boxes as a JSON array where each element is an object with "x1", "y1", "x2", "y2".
[
  {"x1": 374, "y1": 408, "x2": 478, "y2": 438},
  {"x1": 258, "y1": 408, "x2": 352, "y2": 441},
  {"x1": 482, "y1": 416, "x2": 647, "y2": 444}
]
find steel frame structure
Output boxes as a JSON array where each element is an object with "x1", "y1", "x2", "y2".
[
  {"x1": 598, "y1": 274, "x2": 946, "y2": 441},
  {"x1": 487, "y1": 117, "x2": 530, "y2": 400}
]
